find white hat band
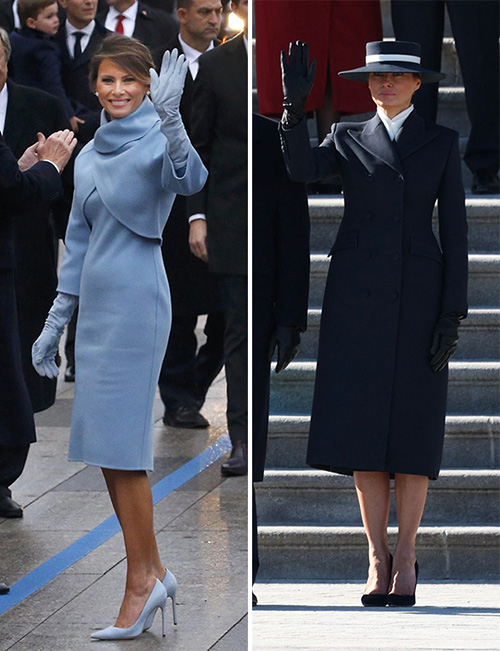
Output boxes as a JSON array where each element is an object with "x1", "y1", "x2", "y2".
[{"x1": 366, "y1": 53, "x2": 421, "y2": 65}]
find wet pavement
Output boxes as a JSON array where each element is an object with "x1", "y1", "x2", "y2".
[{"x1": 0, "y1": 356, "x2": 248, "y2": 650}]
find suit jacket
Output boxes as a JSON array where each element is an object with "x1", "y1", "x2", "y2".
[
  {"x1": 0, "y1": 132, "x2": 62, "y2": 447},
  {"x1": 3, "y1": 81, "x2": 72, "y2": 412},
  {"x1": 0, "y1": 0, "x2": 14, "y2": 32},
  {"x1": 187, "y1": 32, "x2": 247, "y2": 275},
  {"x1": 281, "y1": 110, "x2": 469, "y2": 478},
  {"x1": 8, "y1": 28, "x2": 73, "y2": 118},
  {"x1": 155, "y1": 35, "x2": 220, "y2": 315},
  {"x1": 252, "y1": 114, "x2": 310, "y2": 482},
  {"x1": 97, "y1": 1, "x2": 177, "y2": 51}
]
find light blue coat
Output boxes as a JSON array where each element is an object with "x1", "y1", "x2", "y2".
[{"x1": 58, "y1": 98, "x2": 207, "y2": 470}]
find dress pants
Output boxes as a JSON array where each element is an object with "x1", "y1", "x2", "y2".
[
  {"x1": 217, "y1": 274, "x2": 247, "y2": 446},
  {"x1": 0, "y1": 444, "x2": 30, "y2": 497},
  {"x1": 391, "y1": 0, "x2": 499, "y2": 174},
  {"x1": 158, "y1": 310, "x2": 225, "y2": 411}
]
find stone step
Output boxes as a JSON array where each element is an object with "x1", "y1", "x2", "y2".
[
  {"x1": 307, "y1": 196, "x2": 500, "y2": 254},
  {"x1": 308, "y1": 254, "x2": 500, "y2": 309},
  {"x1": 269, "y1": 361, "x2": 500, "y2": 416},
  {"x1": 300, "y1": 308, "x2": 500, "y2": 361},
  {"x1": 256, "y1": 469, "x2": 500, "y2": 526},
  {"x1": 256, "y1": 525, "x2": 500, "y2": 580},
  {"x1": 266, "y1": 415, "x2": 500, "y2": 471}
]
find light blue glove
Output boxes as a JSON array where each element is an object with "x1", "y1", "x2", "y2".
[
  {"x1": 32, "y1": 292, "x2": 78, "y2": 378},
  {"x1": 149, "y1": 49, "x2": 190, "y2": 169}
]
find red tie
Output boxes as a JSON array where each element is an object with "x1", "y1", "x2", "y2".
[{"x1": 115, "y1": 15, "x2": 125, "y2": 34}]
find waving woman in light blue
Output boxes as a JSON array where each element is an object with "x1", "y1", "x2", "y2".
[{"x1": 32, "y1": 34, "x2": 207, "y2": 640}]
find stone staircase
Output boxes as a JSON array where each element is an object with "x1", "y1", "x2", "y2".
[{"x1": 254, "y1": 3, "x2": 500, "y2": 581}]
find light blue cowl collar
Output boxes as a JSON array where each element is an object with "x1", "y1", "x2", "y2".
[{"x1": 93, "y1": 96, "x2": 160, "y2": 154}]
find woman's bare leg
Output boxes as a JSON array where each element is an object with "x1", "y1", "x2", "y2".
[
  {"x1": 391, "y1": 473, "x2": 429, "y2": 595},
  {"x1": 354, "y1": 471, "x2": 392, "y2": 594},
  {"x1": 102, "y1": 468, "x2": 165, "y2": 628}
]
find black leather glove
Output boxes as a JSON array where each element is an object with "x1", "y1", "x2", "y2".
[
  {"x1": 280, "y1": 41, "x2": 316, "y2": 129},
  {"x1": 430, "y1": 313, "x2": 462, "y2": 372},
  {"x1": 268, "y1": 325, "x2": 301, "y2": 374}
]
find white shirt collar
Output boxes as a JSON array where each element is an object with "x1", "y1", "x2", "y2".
[
  {"x1": 65, "y1": 18, "x2": 95, "y2": 38},
  {"x1": 178, "y1": 34, "x2": 214, "y2": 80},
  {"x1": 0, "y1": 84, "x2": 8, "y2": 133},
  {"x1": 105, "y1": 2, "x2": 138, "y2": 36},
  {"x1": 377, "y1": 104, "x2": 414, "y2": 141},
  {"x1": 12, "y1": 0, "x2": 21, "y2": 29},
  {"x1": 65, "y1": 19, "x2": 95, "y2": 56}
]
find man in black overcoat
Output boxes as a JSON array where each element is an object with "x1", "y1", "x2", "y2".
[
  {"x1": 55, "y1": 0, "x2": 110, "y2": 145},
  {"x1": 153, "y1": 0, "x2": 225, "y2": 429},
  {"x1": 252, "y1": 113, "x2": 310, "y2": 591},
  {"x1": 187, "y1": 0, "x2": 247, "y2": 474},
  {"x1": 0, "y1": 29, "x2": 72, "y2": 419},
  {"x1": 0, "y1": 126, "x2": 75, "y2": 590},
  {"x1": 98, "y1": 0, "x2": 177, "y2": 51}
]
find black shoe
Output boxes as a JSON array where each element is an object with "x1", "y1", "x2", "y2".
[
  {"x1": 64, "y1": 364, "x2": 75, "y2": 382},
  {"x1": 471, "y1": 170, "x2": 499, "y2": 194},
  {"x1": 162, "y1": 406, "x2": 209, "y2": 429},
  {"x1": 361, "y1": 553, "x2": 392, "y2": 607},
  {"x1": 0, "y1": 582, "x2": 9, "y2": 595},
  {"x1": 387, "y1": 561, "x2": 419, "y2": 607},
  {"x1": 221, "y1": 441, "x2": 247, "y2": 476},
  {"x1": 252, "y1": 592, "x2": 258, "y2": 606},
  {"x1": 0, "y1": 494, "x2": 23, "y2": 518}
]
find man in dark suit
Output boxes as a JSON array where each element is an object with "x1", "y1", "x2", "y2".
[
  {"x1": 98, "y1": 0, "x2": 177, "y2": 51},
  {"x1": 252, "y1": 113, "x2": 310, "y2": 597},
  {"x1": 0, "y1": 111, "x2": 75, "y2": 591},
  {"x1": 0, "y1": 28, "x2": 74, "y2": 522},
  {"x1": 55, "y1": 0, "x2": 110, "y2": 145},
  {"x1": 153, "y1": 0, "x2": 225, "y2": 429},
  {"x1": 188, "y1": 0, "x2": 247, "y2": 474}
]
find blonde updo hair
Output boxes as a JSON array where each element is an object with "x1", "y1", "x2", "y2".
[{"x1": 89, "y1": 34, "x2": 155, "y2": 92}]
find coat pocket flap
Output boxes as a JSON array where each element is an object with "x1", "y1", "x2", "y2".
[
  {"x1": 410, "y1": 237, "x2": 443, "y2": 264},
  {"x1": 329, "y1": 230, "x2": 359, "y2": 256}
]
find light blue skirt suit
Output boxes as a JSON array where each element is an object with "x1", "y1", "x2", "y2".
[{"x1": 57, "y1": 98, "x2": 207, "y2": 470}]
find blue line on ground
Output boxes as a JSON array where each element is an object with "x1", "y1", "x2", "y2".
[{"x1": 0, "y1": 434, "x2": 231, "y2": 616}]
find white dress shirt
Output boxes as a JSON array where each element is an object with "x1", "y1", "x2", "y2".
[
  {"x1": 377, "y1": 105, "x2": 414, "y2": 141},
  {"x1": 105, "y1": 2, "x2": 138, "y2": 37},
  {"x1": 65, "y1": 19, "x2": 95, "y2": 58},
  {"x1": 0, "y1": 84, "x2": 8, "y2": 133},
  {"x1": 178, "y1": 34, "x2": 214, "y2": 81}
]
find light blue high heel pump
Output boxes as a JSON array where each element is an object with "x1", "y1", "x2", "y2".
[
  {"x1": 144, "y1": 569, "x2": 177, "y2": 631},
  {"x1": 90, "y1": 579, "x2": 167, "y2": 640}
]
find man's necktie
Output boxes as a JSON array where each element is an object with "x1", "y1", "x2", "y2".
[
  {"x1": 115, "y1": 15, "x2": 125, "y2": 34},
  {"x1": 73, "y1": 31, "x2": 84, "y2": 59}
]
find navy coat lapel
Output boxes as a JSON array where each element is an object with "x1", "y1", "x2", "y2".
[
  {"x1": 348, "y1": 115, "x2": 403, "y2": 175},
  {"x1": 394, "y1": 109, "x2": 441, "y2": 159}
]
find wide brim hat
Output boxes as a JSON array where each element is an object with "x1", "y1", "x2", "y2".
[{"x1": 338, "y1": 41, "x2": 445, "y2": 84}]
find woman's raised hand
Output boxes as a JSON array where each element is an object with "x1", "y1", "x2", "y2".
[
  {"x1": 280, "y1": 41, "x2": 316, "y2": 129},
  {"x1": 149, "y1": 49, "x2": 189, "y2": 119}
]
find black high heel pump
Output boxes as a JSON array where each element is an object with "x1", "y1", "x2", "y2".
[
  {"x1": 361, "y1": 554, "x2": 393, "y2": 607},
  {"x1": 387, "y1": 560, "x2": 419, "y2": 607}
]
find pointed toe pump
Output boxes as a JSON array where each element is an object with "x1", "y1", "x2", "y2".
[
  {"x1": 144, "y1": 568, "x2": 177, "y2": 631},
  {"x1": 387, "y1": 561, "x2": 419, "y2": 607},
  {"x1": 361, "y1": 554, "x2": 393, "y2": 607},
  {"x1": 91, "y1": 579, "x2": 167, "y2": 640}
]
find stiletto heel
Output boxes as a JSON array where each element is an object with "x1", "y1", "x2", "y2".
[
  {"x1": 91, "y1": 579, "x2": 167, "y2": 640},
  {"x1": 144, "y1": 568, "x2": 177, "y2": 630},
  {"x1": 161, "y1": 602, "x2": 166, "y2": 637},
  {"x1": 361, "y1": 553, "x2": 392, "y2": 607},
  {"x1": 387, "y1": 560, "x2": 419, "y2": 607}
]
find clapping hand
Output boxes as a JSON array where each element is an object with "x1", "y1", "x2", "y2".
[
  {"x1": 280, "y1": 41, "x2": 316, "y2": 129},
  {"x1": 149, "y1": 49, "x2": 189, "y2": 120}
]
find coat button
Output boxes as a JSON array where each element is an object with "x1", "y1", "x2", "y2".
[
  {"x1": 390, "y1": 291, "x2": 399, "y2": 300},
  {"x1": 367, "y1": 174, "x2": 374, "y2": 182},
  {"x1": 360, "y1": 289, "x2": 370, "y2": 298},
  {"x1": 392, "y1": 253, "x2": 400, "y2": 261},
  {"x1": 393, "y1": 215, "x2": 401, "y2": 222},
  {"x1": 396, "y1": 175, "x2": 404, "y2": 183}
]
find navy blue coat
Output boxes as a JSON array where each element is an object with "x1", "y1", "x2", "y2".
[{"x1": 281, "y1": 110, "x2": 468, "y2": 478}]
